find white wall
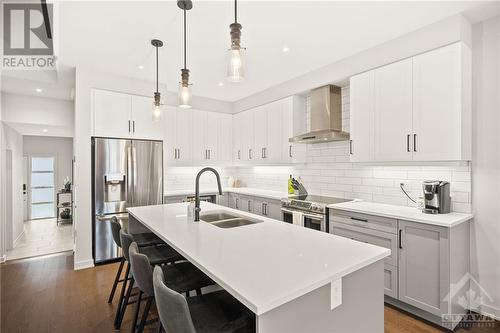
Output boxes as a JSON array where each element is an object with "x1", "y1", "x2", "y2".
[
  {"x1": 1, "y1": 93, "x2": 74, "y2": 137},
  {"x1": 0, "y1": 124, "x2": 24, "y2": 250},
  {"x1": 23, "y1": 135, "x2": 73, "y2": 192},
  {"x1": 470, "y1": 16, "x2": 500, "y2": 319}
]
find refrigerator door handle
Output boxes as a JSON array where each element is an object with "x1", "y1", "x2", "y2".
[
  {"x1": 132, "y1": 146, "x2": 138, "y2": 188},
  {"x1": 127, "y1": 145, "x2": 133, "y2": 204}
]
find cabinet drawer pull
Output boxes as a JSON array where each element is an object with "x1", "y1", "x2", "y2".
[
  {"x1": 249, "y1": 149, "x2": 252, "y2": 160},
  {"x1": 237, "y1": 150, "x2": 241, "y2": 160},
  {"x1": 399, "y1": 229, "x2": 403, "y2": 249},
  {"x1": 350, "y1": 217, "x2": 368, "y2": 222},
  {"x1": 413, "y1": 134, "x2": 417, "y2": 152},
  {"x1": 128, "y1": 120, "x2": 131, "y2": 133},
  {"x1": 174, "y1": 148, "x2": 177, "y2": 159},
  {"x1": 235, "y1": 198, "x2": 239, "y2": 209},
  {"x1": 289, "y1": 145, "x2": 293, "y2": 158},
  {"x1": 349, "y1": 140, "x2": 353, "y2": 155},
  {"x1": 132, "y1": 121, "x2": 135, "y2": 133},
  {"x1": 406, "y1": 134, "x2": 411, "y2": 152},
  {"x1": 178, "y1": 149, "x2": 181, "y2": 159}
]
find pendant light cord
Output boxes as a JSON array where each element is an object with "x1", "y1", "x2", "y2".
[
  {"x1": 155, "y1": 46, "x2": 159, "y2": 93},
  {"x1": 183, "y1": 8, "x2": 187, "y2": 70},
  {"x1": 234, "y1": 0, "x2": 237, "y2": 23}
]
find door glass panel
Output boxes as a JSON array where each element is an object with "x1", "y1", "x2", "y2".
[{"x1": 30, "y1": 156, "x2": 55, "y2": 219}]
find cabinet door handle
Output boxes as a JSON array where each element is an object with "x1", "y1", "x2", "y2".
[
  {"x1": 261, "y1": 147, "x2": 264, "y2": 159},
  {"x1": 209, "y1": 149, "x2": 211, "y2": 160},
  {"x1": 349, "y1": 140, "x2": 353, "y2": 155},
  {"x1": 413, "y1": 134, "x2": 417, "y2": 152},
  {"x1": 249, "y1": 149, "x2": 252, "y2": 160},
  {"x1": 133, "y1": 121, "x2": 135, "y2": 133},
  {"x1": 247, "y1": 201, "x2": 251, "y2": 212},
  {"x1": 178, "y1": 149, "x2": 181, "y2": 160},
  {"x1": 128, "y1": 120, "x2": 131, "y2": 133},
  {"x1": 350, "y1": 217, "x2": 368, "y2": 222},
  {"x1": 289, "y1": 145, "x2": 293, "y2": 158},
  {"x1": 237, "y1": 150, "x2": 240, "y2": 160},
  {"x1": 174, "y1": 148, "x2": 177, "y2": 159},
  {"x1": 399, "y1": 229, "x2": 403, "y2": 249},
  {"x1": 406, "y1": 134, "x2": 411, "y2": 153},
  {"x1": 235, "y1": 198, "x2": 239, "y2": 209}
]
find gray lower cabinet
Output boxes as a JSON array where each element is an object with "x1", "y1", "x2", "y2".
[
  {"x1": 228, "y1": 193, "x2": 282, "y2": 220},
  {"x1": 330, "y1": 210, "x2": 470, "y2": 329},
  {"x1": 398, "y1": 220, "x2": 450, "y2": 316}
]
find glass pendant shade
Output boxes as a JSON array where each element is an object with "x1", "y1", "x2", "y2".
[
  {"x1": 152, "y1": 92, "x2": 162, "y2": 121},
  {"x1": 178, "y1": 83, "x2": 192, "y2": 109},
  {"x1": 152, "y1": 103, "x2": 162, "y2": 121},
  {"x1": 227, "y1": 46, "x2": 245, "y2": 82}
]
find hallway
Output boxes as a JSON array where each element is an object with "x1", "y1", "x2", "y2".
[{"x1": 6, "y1": 218, "x2": 73, "y2": 261}]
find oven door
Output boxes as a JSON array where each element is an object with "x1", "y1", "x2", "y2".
[{"x1": 302, "y1": 211, "x2": 326, "y2": 232}]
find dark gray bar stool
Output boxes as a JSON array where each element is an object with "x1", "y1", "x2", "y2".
[
  {"x1": 114, "y1": 227, "x2": 185, "y2": 329},
  {"x1": 153, "y1": 266, "x2": 255, "y2": 333},
  {"x1": 108, "y1": 217, "x2": 166, "y2": 304},
  {"x1": 129, "y1": 242, "x2": 216, "y2": 333}
]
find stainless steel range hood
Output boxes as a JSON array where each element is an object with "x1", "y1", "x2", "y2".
[{"x1": 290, "y1": 85, "x2": 349, "y2": 144}]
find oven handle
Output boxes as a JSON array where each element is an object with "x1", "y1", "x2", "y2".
[
  {"x1": 302, "y1": 212, "x2": 326, "y2": 220},
  {"x1": 281, "y1": 207, "x2": 296, "y2": 215}
]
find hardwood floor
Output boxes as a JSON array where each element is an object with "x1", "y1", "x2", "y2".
[{"x1": 1, "y1": 252, "x2": 498, "y2": 333}]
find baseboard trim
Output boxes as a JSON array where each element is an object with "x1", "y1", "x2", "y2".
[
  {"x1": 13, "y1": 230, "x2": 25, "y2": 248},
  {"x1": 478, "y1": 303, "x2": 500, "y2": 321},
  {"x1": 74, "y1": 259, "x2": 95, "y2": 271}
]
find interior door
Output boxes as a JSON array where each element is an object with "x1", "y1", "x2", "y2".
[
  {"x1": 23, "y1": 155, "x2": 28, "y2": 221},
  {"x1": 131, "y1": 95, "x2": 164, "y2": 141},
  {"x1": 374, "y1": 59, "x2": 413, "y2": 161},
  {"x1": 130, "y1": 140, "x2": 163, "y2": 207}
]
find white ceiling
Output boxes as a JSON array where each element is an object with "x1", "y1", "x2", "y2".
[{"x1": 1, "y1": 1, "x2": 496, "y2": 103}]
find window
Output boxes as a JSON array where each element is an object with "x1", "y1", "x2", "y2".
[{"x1": 30, "y1": 157, "x2": 55, "y2": 219}]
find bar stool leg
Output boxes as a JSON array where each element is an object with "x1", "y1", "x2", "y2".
[
  {"x1": 115, "y1": 277, "x2": 135, "y2": 330},
  {"x1": 114, "y1": 262, "x2": 131, "y2": 328},
  {"x1": 108, "y1": 257, "x2": 125, "y2": 303},
  {"x1": 131, "y1": 290, "x2": 143, "y2": 333},
  {"x1": 136, "y1": 296, "x2": 153, "y2": 333}
]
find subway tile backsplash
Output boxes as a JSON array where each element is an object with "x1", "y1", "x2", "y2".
[{"x1": 165, "y1": 86, "x2": 472, "y2": 213}]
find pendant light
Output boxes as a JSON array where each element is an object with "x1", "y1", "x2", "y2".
[
  {"x1": 178, "y1": 0, "x2": 193, "y2": 109},
  {"x1": 151, "y1": 39, "x2": 163, "y2": 121},
  {"x1": 227, "y1": 0, "x2": 245, "y2": 82}
]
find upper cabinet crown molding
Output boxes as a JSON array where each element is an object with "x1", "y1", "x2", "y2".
[{"x1": 349, "y1": 42, "x2": 471, "y2": 163}]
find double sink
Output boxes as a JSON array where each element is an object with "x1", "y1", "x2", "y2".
[{"x1": 199, "y1": 211, "x2": 262, "y2": 228}]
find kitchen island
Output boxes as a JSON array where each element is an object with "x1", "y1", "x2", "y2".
[{"x1": 128, "y1": 202, "x2": 390, "y2": 332}]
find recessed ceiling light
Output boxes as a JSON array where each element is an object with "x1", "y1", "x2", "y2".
[
  {"x1": 218, "y1": 81, "x2": 224, "y2": 87},
  {"x1": 137, "y1": 65, "x2": 144, "y2": 70},
  {"x1": 282, "y1": 46, "x2": 290, "y2": 53},
  {"x1": 35, "y1": 88, "x2": 43, "y2": 93},
  {"x1": 42, "y1": 128, "x2": 48, "y2": 133}
]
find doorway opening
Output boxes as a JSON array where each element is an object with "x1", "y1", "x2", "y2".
[{"x1": 30, "y1": 156, "x2": 56, "y2": 220}]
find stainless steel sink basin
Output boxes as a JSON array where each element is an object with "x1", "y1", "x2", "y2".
[
  {"x1": 199, "y1": 212, "x2": 239, "y2": 223},
  {"x1": 199, "y1": 211, "x2": 262, "y2": 228},
  {"x1": 211, "y1": 218, "x2": 262, "y2": 229}
]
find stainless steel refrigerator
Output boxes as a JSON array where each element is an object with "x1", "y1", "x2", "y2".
[{"x1": 92, "y1": 137, "x2": 163, "y2": 264}]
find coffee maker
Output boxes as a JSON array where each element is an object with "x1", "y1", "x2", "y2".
[{"x1": 422, "y1": 181, "x2": 451, "y2": 214}]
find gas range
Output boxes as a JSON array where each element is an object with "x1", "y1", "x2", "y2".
[{"x1": 281, "y1": 195, "x2": 353, "y2": 215}]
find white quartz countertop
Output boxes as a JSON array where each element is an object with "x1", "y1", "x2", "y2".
[
  {"x1": 328, "y1": 200, "x2": 473, "y2": 227},
  {"x1": 128, "y1": 202, "x2": 390, "y2": 315},
  {"x1": 165, "y1": 187, "x2": 288, "y2": 201}
]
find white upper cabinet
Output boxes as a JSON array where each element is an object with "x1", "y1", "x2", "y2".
[
  {"x1": 267, "y1": 100, "x2": 284, "y2": 163},
  {"x1": 241, "y1": 110, "x2": 255, "y2": 162},
  {"x1": 164, "y1": 107, "x2": 193, "y2": 166},
  {"x1": 253, "y1": 105, "x2": 268, "y2": 163},
  {"x1": 349, "y1": 71, "x2": 374, "y2": 162},
  {"x1": 130, "y1": 95, "x2": 164, "y2": 141},
  {"x1": 93, "y1": 89, "x2": 164, "y2": 141},
  {"x1": 349, "y1": 42, "x2": 471, "y2": 162},
  {"x1": 191, "y1": 109, "x2": 208, "y2": 164},
  {"x1": 374, "y1": 58, "x2": 413, "y2": 161},
  {"x1": 232, "y1": 113, "x2": 243, "y2": 163},
  {"x1": 217, "y1": 113, "x2": 233, "y2": 163},
  {"x1": 412, "y1": 43, "x2": 471, "y2": 161},
  {"x1": 281, "y1": 96, "x2": 307, "y2": 164},
  {"x1": 93, "y1": 89, "x2": 132, "y2": 139}
]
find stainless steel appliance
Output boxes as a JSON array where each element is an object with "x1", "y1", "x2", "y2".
[
  {"x1": 281, "y1": 195, "x2": 352, "y2": 232},
  {"x1": 92, "y1": 138, "x2": 163, "y2": 263},
  {"x1": 422, "y1": 180, "x2": 451, "y2": 214},
  {"x1": 289, "y1": 85, "x2": 350, "y2": 144}
]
